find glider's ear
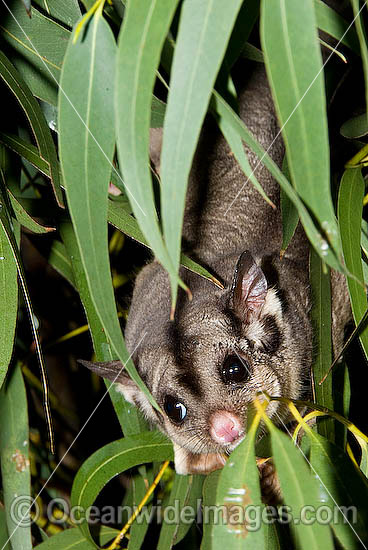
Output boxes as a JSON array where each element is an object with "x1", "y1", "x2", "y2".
[
  {"x1": 78, "y1": 359, "x2": 140, "y2": 405},
  {"x1": 230, "y1": 250, "x2": 268, "y2": 324}
]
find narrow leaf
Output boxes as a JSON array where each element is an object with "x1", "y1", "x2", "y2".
[
  {"x1": 338, "y1": 168, "x2": 368, "y2": 360},
  {"x1": 0, "y1": 365, "x2": 32, "y2": 550},
  {"x1": 213, "y1": 412, "x2": 265, "y2": 549},
  {"x1": 314, "y1": 0, "x2": 360, "y2": 55},
  {"x1": 0, "y1": 209, "x2": 18, "y2": 388},
  {"x1": 161, "y1": 0, "x2": 243, "y2": 306},
  {"x1": 115, "y1": 0, "x2": 181, "y2": 302},
  {"x1": 350, "y1": 0, "x2": 368, "y2": 128},
  {"x1": 211, "y1": 91, "x2": 343, "y2": 271},
  {"x1": 268, "y1": 425, "x2": 334, "y2": 550},
  {"x1": 35, "y1": 525, "x2": 118, "y2": 549},
  {"x1": 261, "y1": 0, "x2": 342, "y2": 260},
  {"x1": 0, "y1": 2, "x2": 69, "y2": 105},
  {"x1": 310, "y1": 248, "x2": 334, "y2": 439},
  {"x1": 71, "y1": 432, "x2": 173, "y2": 545},
  {"x1": 59, "y1": 13, "x2": 153, "y2": 407},
  {"x1": 59, "y1": 220, "x2": 148, "y2": 436},
  {"x1": 157, "y1": 475, "x2": 204, "y2": 549},
  {"x1": 0, "y1": 51, "x2": 63, "y2": 206}
]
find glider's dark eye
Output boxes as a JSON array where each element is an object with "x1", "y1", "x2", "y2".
[
  {"x1": 221, "y1": 355, "x2": 250, "y2": 384},
  {"x1": 164, "y1": 395, "x2": 187, "y2": 423}
]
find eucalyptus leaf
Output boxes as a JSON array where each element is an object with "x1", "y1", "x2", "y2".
[
  {"x1": 59, "y1": 11, "x2": 154, "y2": 408},
  {"x1": 115, "y1": 0, "x2": 182, "y2": 306},
  {"x1": 71, "y1": 432, "x2": 173, "y2": 546},
  {"x1": 0, "y1": 51, "x2": 63, "y2": 206},
  {"x1": 261, "y1": 0, "x2": 342, "y2": 261},
  {"x1": 0, "y1": 365, "x2": 32, "y2": 550},
  {"x1": 211, "y1": 91, "x2": 342, "y2": 272},
  {"x1": 35, "y1": 525, "x2": 118, "y2": 549},
  {"x1": 268, "y1": 424, "x2": 334, "y2": 550},
  {"x1": 338, "y1": 168, "x2": 368, "y2": 361},
  {"x1": 0, "y1": 2, "x2": 69, "y2": 105},
  {"x1": 213, "y1": 412, "x2": 265, "y2": 549},
  {"x1": 310, "y1": 248, "x2": 334, "y2": 440},
  {"x1": 161, "y1": 0, "x2": 243, "y2": 307},
  {"x1": 0, "y1": 207, "x2": 18, "y2": 388}
]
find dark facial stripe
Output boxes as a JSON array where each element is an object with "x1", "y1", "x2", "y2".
[
  {"x1": 175, "y1": 371, "x2": 202, "y2": 398},
  {"x1": 261, "y1": 315, "x2": 281, "y2": 353}
]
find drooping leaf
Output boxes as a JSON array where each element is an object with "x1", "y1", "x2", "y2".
[
  {"x1": 0, "y1": 365, "x2": 32, "y2": 550},
  {"x1": 0, "y1": 2, "x2": 69, "y2": 105},
  {"x1": 261, "y1": 0, "x2": 342, "y2": 263},
  {"x1": 350, "y1": 0, "x2": 368, "y2": 128},
  {"x1": 32, "y1": 0, "x2": 82, "y2": 28},
  {"x1": 8, "y1": 190, "x2": 55, "y2": 234},
  {"x1": 267, "y1": 423, "x2": 334, "y2": 550},
  {"x1": 201, "y1": 470, "x2": 221, "y2": 550},
  {"x1": 115, "y1": 0, "x2": 182, "y2": 305},
  {"x1": 157, "y1": 474, "x2": 204, "y2": 549},
  {"x1": 0, "y1": 51, "x2": 63, "y2": 206},
  {"x1": 213, "y1": 411, "x2": 265, "y2": 549},
  {"x1": 59, "y1": 11, "x2": 154, "y2": 408},
  {"x1": 211, "y1": 91, "x2": 343, "y2": 271},
  {"x1": 47, "y1": 239, "x2": 76, "y2": 289},
  {"x1": 338, "y1": 168, "x2": 368, "y2": 360},
  {"x1": 0, "y1": 203, "x2": 18, "y2": 388},
  {"x1": 71, "y1": 432, "x2": 173, "y2": 545},
  {"x1": 309, "y1": 430, "x2": 368, "y2": 549},
  {"x1": 310, "y1": 248, "x2": 334, "y2": 440},
  {"x1": 107, "y1": 199, "x2": 223, "y2": 288},
  {"x1": 59, "y1": 220, "x2": 148, "y2": 436},
  {"x1": 314, "y1": 0, "x2": 360, "y2": 55},
  {"x1": 35, "y1": 525, "x2": 118, "y2": 549},
  {"x1": 160, "y1": 0, "x2": 243, "y2": 307}
]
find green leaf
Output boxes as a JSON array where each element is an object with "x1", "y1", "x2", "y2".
[
  {"x1": 0, "y1": 2, "x2": 69, "y2": 105},
  {"x1": 280, "y1": 159, "x2": 299, "y2": 254},
  {"x1": 151, "y1": 96, "x2": 166, "y2": 128},
  {"x1": 210, "y1": 95, "x2": 274, "y2": 208},
  {"x1": 71, "y1": 431, "x2": 173, "y2": 546},
  {"x1": 59, "y1": 220, "x2": 148, "y2": 436},
  {"x1": 0, "y1": 365, "x2": 32, "y2": 550},
  {"x1": 350, "y1": 0, "x2": 368, "y2": 129},
  {"x1": 0, "y1": 209, "x2": 18, "y2": 388},
  {"x1": 211, "y1": 91, "x2": 342, "y2": 271},
  {"x1": 107, "y1": 199, "x2": 223, "y2": 288},
  {"x1": 32, "y1": 0, "x2": 82, "y2": 29},
  {"x1": 268, "y1": 424, "x2": 334, "y2": 550},
  {"x1": 157, "y1": 474, "x2": 204, "y2": 549},
  {"x1": 340, "y1": 113, "x2": 368, "y2": 139},
  {"x1": 0, "y1": 132, "x2": 50, "y2": 177},
  {"x1": 309, "y1": 431, "x2": 368, "y2": 549},
  {"x1": 0, "y1": 51, "x2": 63, "y2": 206},
  {"x1": 8, "y1": 190, "x2": 55, "y2": 234},
  {"x1": 261, "y1": 0, "x2": 342, "y2": 262},
  {"x1": 201, "y1": 470, "x2": 221, "y2": 550},
  {"x1": 115, "y1": 0, "x2": 182, "y2": 306},
  {"x1": 338, "y1": 168, "x2": 368, "y2": 360},
  {"x1": 160, "y1": 0, "x2": 243, "y2": 306},
  {"x1": 0, "y1": 509, "x2": 11, "y2": 550},
  {"x1": 59, "y1": 13, "x2": 154, "y2": 408},
  {"x1": 213, "y1": 412, "x2": 265, "y2": 549},
  {"x1": 48, "y1": 239, "x2": 76, "y2": 289},
  {"x1": 35, "y1": 525, "x2": 118, "y2": 549},
  {"x1": 310, "y1": 248, "x2": 334, "y2": 439},
  {"x1": 314, "y1": 0, "x2": 360, "y2": 55}
]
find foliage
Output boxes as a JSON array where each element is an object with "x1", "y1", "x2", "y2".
[{"x1": 0, "y1": 0, "x2": 367, "y2": 549}]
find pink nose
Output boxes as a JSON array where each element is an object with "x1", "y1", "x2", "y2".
[{"x1": 209, "y1": 411, "x2": 243, "y2": 444}]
